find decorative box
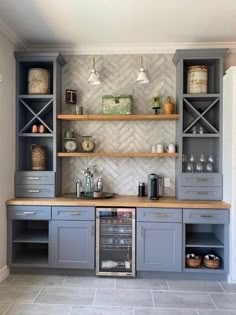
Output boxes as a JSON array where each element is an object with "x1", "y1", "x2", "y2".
[{"x1": 102, "y1": 95, "x2": 133, "y2": 115}]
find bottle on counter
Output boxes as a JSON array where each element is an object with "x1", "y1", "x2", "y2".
[
  {"x1": 76, "y1": 179, "x2": 83, "y2": 197},
  {"x1": 96, "y1": 177, "x2": 103, "y2": 192}
]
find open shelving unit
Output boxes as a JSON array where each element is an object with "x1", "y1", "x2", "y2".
[
  {"x1": 57, "y1": 114, "x2": 180, "y2": 121},
  {"x1": 57, "y1": 152, "x2": 179, "y2": 158}
]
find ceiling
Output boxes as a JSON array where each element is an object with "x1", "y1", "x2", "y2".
[{"x1": 0, "y1": 0, "x2": 236, "y2": 53}]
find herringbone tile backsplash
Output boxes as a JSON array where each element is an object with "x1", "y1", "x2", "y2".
[{"x1": 62, "y1": 54, "x2": 176, "y2": 196}]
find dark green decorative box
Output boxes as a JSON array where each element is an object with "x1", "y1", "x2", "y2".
[{"x1": 102, "y1": 95, "x2": 133, "y2": 114}]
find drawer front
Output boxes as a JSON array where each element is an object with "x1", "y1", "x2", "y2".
[
  {"x1": 15, "y1": 184, "x2": 55, "y2": 198},
  {"x1": 15, "y1": 171, "x2": 55, "y2": 185},
  {"x1": 183, "y1": 209, "x2": 229, "y2": 224},
  {"x1": 52, "y1": 206, "x2": 95, "y2": 221},
  {"x1": 8, "y1": 205, "x2": 51, "y2": 220},
  {"x1": 178, "y1": 187, "x2": 223, "y2": 200},
  {"x1": 137, "y1": 208, "x2": 182, "y2": 222},
  {"x1": 180, "y1": 174, "x2": 222, "y2": 187}
]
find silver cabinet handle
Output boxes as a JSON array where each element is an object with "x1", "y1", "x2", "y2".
[
  {"x1": 27, "y1": 177, "x2": 40, "y2": 180},
  {"x1": 91, "y1": 224, "x2": 95, "y2": 237},
  {"x1": 63, "y1": 212, "x2": 81, "y2": 215},
  {"x1": 139, "y1": 225, "x2": 144, "y2": 238},
  {"x1": 196, "y1": 178, "x2": 208, "y2": 182},
  {"x1": 155, "y1": 213, "x2": 169, "y2": 217},
  {"x1": 23, "y1": 211, "x2": 37, "y2": 215},
  {"x1": 197, "y1": 192, "x2": 209, "y2": 195},
  {"x1": 28, "y1": 189, "x2": 40, "y2": 193},
  {"x1": 200, "y1": 215, "x2": 213, "y2": 218}
]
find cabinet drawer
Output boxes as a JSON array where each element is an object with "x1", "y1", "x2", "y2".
[
  {"x1": 137, "y1": 208, "x2": 182, "y2": 222},
  {"x1": 183, "y1": 209, "x2": 229, "y2": 224},
  {"x1": 178, "y1": 187, "x2": 223, "y2": 200},
  {"x1": 52, "y1": 207, "x2": 95, "y2": 221},
  {"x1": 15, "y1": 185, "x2": 55, "y2": 198},
  {"x1": 8, "y1": 206, "x2": 51, "y2": 220},
  {"x1": 180, "y1": 174, "x2": 222, "y2": 187},
  {"x1": 15, "y1": 171, "x2": 55, "y2": 185}
]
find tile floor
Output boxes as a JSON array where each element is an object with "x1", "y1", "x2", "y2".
[{"x1": 0, "y1": 275, "x2": 236, "y2": 314}]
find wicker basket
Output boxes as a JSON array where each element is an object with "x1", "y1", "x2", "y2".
[
  {"x1": 203, "y1": 254, "x2": 220, "y2": 269},
  {"x1": 28, "y1": 68, "x2": 50, "y2": 95},
  {"x1": 186, "y1": 254, "x2": 202, "y2": 268},
  {"x1": 31, "y1": 145, "x2": 46, "y2": 170}
]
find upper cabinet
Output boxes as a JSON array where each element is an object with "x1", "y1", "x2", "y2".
[
  {"x1": 173, "y1": 49, "x2": 226, "y2": 200},
  {"x1": 14, "y1": 52, "x2": 65, "y2": 197}
]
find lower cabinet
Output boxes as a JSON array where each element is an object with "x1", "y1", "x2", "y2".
[
  {"x1": 51, "y1": 220, "x2": 95, "y2": 269},
  {"x1": 136, "y1": 208, "x2": 182, "y2": 272}
]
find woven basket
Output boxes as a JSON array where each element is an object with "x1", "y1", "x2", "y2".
[
  {"x1": 203, "y1": 255, "x2": 220, "y2": 269},
  {"x1": 31, "y1": 145, "x2": 46, "y2": 170},
  {"x1": 186, "y1": 254, "x2": 201, "y2": 268}
]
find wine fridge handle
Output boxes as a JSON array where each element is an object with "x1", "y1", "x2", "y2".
[{"x1": 91, "y1": 224, "x2": 95, "y2": 237}]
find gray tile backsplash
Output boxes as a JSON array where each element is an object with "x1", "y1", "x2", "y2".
[{"x1": 62, "y1": 54, "x2": 176, "y2": 195}]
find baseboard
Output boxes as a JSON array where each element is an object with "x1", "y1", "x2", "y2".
[{"x1": 0, "y1": 265, "x2": 9, "y2": 283}]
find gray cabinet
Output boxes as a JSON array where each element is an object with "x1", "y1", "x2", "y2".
[
  {"x1": 173, "y1": 49, "x2": 226, "y2": 200},
  {"x1": 50, "y1": 206, "x2": 95, "y2": 269},
  {"x1": 51, "y1": 220, "x2": 95, "y2": 269},
  {"x1": 183, "y1": 209, "x2": 229, "y2": 273},
  {"x1": 136, "y1": 208, "x2": 182, "y2": 272},
  {"x1": 14, "y1": 53, "x2": 65, "y2": 197}
]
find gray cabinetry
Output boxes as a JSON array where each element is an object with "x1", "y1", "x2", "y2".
[
  {"x1": 14, "y1": 53, "x2": 65, "y2": 197},
  {"x1": 183, "y1": 209, "x2": 229, "y2": 273},
  {"x1": 137, "y1": 208, "x2": 182, "y2": 272},
  {"x1": 173, "y1": 49, "x2": 226, "y2": 200},
  {"x1": 51, "y1": 206, "x2": 95, "y2": 269}
]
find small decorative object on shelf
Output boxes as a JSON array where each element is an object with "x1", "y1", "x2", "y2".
[
  {"x1": 187, "y1": 65, "x2": 208, "y2": 94},
  {"x1": 81, "y1": 164, "x2": 96, "y2": 197},
  {"x1": 28, "y1": 68, "x2": 50, "y2": 95},
  {"x1": 65, "y1": 89, "x2": 77, "y2": 104},
  {"x1": 151, "y1": 94, "x2": 161, "y2": 114},
  {"x1": 38, "y1": 125, "x2": 46, "y2": 133},
  {"x1": 186, "y1": 253, "x2": 202, "y2": 268},
  {"x1": 163, "y1": 96, "x2": 175, "y2": 115},
  {"x1": 102, "y1": 95, "x2": 133, "y2": 115},
  {"x1": 203, "y1": 254, "x2": 220, "y2": 269},
  {"x1": 64, "y1": 130, "x2": 77, "y2": 153},
  {"x1": 32, "y1": 125, "x2": 38, "y2": 133},
  {"x1": 31, "y1": 144, "x2": 46, "y2": 170},
  {"x1": 75, "y1": 105, "x2": 83, "y2": 115},
  {"x1": 81, "y1": 136, "x2": 95, "y2": 152}
]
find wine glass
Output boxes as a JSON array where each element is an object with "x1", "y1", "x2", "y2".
[
  {"x1": 186, "y1": 162, "x2": 194, "y2": 172},
  {"x1": 208, "y1": 154, "x2": 214, "y2": 163},
  {"x1": 189, "y1": 153, "x2": 196, "y2": 163},
  {"x1": 199, "y1": 153, "x2": 206, "y2": 163},
  {"x1": 195, "y1": 162, "x2": 203, "y2": 172},
  {"x1": 206, "y1": 162, "x2": 213, "y2": 172}
]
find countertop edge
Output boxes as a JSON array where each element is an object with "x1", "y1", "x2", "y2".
[{"x1": 5, "y1": 195, "x2": 231, "y2": 209}]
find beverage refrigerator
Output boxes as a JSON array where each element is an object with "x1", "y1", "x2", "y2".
[{"x1": 96, "y1": 207, "x2": 136, "y2": 277}]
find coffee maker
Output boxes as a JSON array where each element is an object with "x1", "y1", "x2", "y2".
[{"x1": 148, "y1": 174, "x2": 163, "y2": 200}]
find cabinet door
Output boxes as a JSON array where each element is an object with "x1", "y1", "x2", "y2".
[
  {"x1": 51, "y1": 221, "x2": 95, "y2": 269},
  {"x1": 137, "y1": 222, "x2": 182, "y2": 272}
]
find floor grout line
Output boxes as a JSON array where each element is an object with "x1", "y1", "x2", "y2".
[
  {"x1": 32, "y1": 287, "x2": 44, "y2": 304},
  {"x1": 92, "y1": 288, "x2": 97, "y2": 305},
  {"x1": 217, "y1": 280, "x2": 227, "y2": 293},
  {"x1": 61, "y1": 275, "x2": 67, "y2": 287},
  {"x1": 166, "y1": 279, "x2": 170, "y2": 291},
  {"x1": 2, "y1": 303, "x2": 13, "y2": 315},
  {"x1": 196, "y1": 309, "x2": 201, "y2": 315},
  {"x1": 207, "y1": 292, "x2": 218, "y2": 310},
  {"x1": 151, "y1": 289, "x2": 155, "y2": 308},
  {"x1": 68, "y1": 305, "x2": 73, "y2": 315}
]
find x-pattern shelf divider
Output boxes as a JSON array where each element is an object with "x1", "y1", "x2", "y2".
[{"x1": 183, "y1": 97, "x2": 219, "y2": 134}]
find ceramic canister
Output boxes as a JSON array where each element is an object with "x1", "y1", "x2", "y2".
[{"x1": 187, "y1": 65, "x2": 208, "y2": 94}]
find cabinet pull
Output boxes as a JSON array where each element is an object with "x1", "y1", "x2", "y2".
[
  {"x1": 64, "y1": 212, "x2": 81, "y2": 216},
  {"x1": 28, "y1": 189, "x2": 40, "y2": 193},
  {"x1": 91, "y1": 224, "x2": 95, "y2": 237},
  {"x1": 139, "y1": 225, "x2": 144, "y2": 238},
  {"x1": 155, "y1": 213, "x2": 169, "y2": 217},
  {"x1": 196, "y1": 178, "x2": 208, "y2": 182},
  {"x1": 23, "y1": 211, "x2": 37, "y2": 215},
  {"x1": 200, "y1": 215, "x2": 213, "y2": 218},
  {"x1": 197, "y1": 192, "x2": 209, "y2": 195},
  {"x1": 27, "y1": 177, "x2": 40, "y2": 180}
]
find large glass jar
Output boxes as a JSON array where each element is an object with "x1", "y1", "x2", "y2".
[{"x1": 84, "y1": 175, "x2": 94, "y2": 197}]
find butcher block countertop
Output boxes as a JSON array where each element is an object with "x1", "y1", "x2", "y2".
[{"x1": 6, "y1": 195, "x2": 231, "y2": 209}]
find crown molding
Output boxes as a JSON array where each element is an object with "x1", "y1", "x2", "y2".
[
  {"x1": 27, "y1": 42, "x2": 236, "y2": 55},
  {"x1": 0, "y1": 18, "x2": 27, "y2": 50}
]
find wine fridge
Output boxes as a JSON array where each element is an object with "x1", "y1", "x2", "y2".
[{"x1": 96, "y1": 207, "x2": 135, "y2": 277}]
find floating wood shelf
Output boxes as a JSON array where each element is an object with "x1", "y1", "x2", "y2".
[
  {"x1": 57, "y1": 152, "x2": 179, "y2": 158},
  {"x1": 57, "y1": 114, "x2": 180, "y2": 121}
]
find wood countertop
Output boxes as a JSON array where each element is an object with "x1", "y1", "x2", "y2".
[{"x1": 5, "y1": 195, "x2": 231, "y2": 209}]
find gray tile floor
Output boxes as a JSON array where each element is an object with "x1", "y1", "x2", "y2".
[{"x1": 1, "y1": 275, "x2": 236, "y2": 314}]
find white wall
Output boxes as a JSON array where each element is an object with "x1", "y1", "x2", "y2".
[{"x1": 0, "y1": 31, "x2": 15, "y2": 280}]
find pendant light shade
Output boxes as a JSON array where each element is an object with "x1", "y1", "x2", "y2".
[
  {"x1": 136, "y1": 56, "x2": 149, "y2": 84},
  {"x1": 88, "y1": 57, "x2": 100, "y2": 85}
]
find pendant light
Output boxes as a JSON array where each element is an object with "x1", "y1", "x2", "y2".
[
  {"x1": 136, "y1": 56, "x2": 149, "y2": 84},
  {"x1": 88, "y1": 57, "x2": 100, "y2": 85}
]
